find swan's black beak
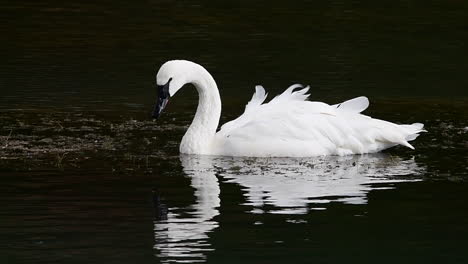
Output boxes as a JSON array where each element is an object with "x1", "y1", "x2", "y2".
[{"x1": 152, "y1": 79, "x2": 171, "y2": 119}]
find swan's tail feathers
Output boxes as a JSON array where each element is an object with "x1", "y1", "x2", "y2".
[
  {"x1": 401, "y1": 123, "x2": 427, "y2": 141},
  {"x1": 245, "y1": 85, "x2": 268, "y2": 111},
  {"x1": 405, "y1": 133, "x2": 420, "y2": 141},
  {"x1": 410, "y1": 122, "x2": 426, "y2": 132},
  {"x1": 376, "y1": 122, "x2": 425, "y2": 150},
  {"x1": 401, "y1": 140, "x2": 415, "y2": 150},
  {"x1": 272, "y1": 84, "x2": 310, "y2": 103},
  {"x1": 400, "y1": 122, "x2": 426, "y2": 149},
  {"x1": 333, "y1": 96, "x2": 370, "y2": 113}
]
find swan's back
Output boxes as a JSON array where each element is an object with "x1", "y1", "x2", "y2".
[{"x1": 214, "y1": 85, "x2": 425, "y2": 157}]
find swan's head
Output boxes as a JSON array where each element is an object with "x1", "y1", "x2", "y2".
[{"x1": 152, "y1": 60, "x2": 194, "y2": 119}]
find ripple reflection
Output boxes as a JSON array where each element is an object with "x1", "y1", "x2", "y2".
[
  {"x1": 153, "y1": 156, "x2": 220, "y2": 263},
  {"x1": 181, "y1": 154, "x2": 424, "y2": 214},
  {"x1": 153, "y1": 154, "x2": 424, "y2": 262}
]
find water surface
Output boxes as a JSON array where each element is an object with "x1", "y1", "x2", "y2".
[{"x1": 1, "y1": 1, "x2": 468, "y2": 263}]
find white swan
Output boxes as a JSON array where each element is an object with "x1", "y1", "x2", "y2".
[{"x1": 153, "y1": 60, "x2": 425, "y2": 157}]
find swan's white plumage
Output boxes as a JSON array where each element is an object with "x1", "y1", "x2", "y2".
[
  {"x1": 214, "y1": 84, "x2": 424, "y2": 156},
  {"x1": 332, "y1": 96, "x2": 369, "y2": 113},
  {"x1": 155, "y1": 60, "x2": 425, "y2": 157}
]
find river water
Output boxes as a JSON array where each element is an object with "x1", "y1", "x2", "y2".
[{"x1": 1, "y1": 1, "x2": 467, "y2": 263}]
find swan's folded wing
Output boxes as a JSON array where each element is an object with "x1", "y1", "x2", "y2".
[
  {"x1": 216, "y1": 103, "x2": 354, "y2": 156},
  {"x1": 219, "y1": 85, "x2": 267, "y2": 134},
  {"x1": 221, "y1": 102, "x2": 346, "y2": 144},
  {"x1": 219, "y1": 84, "x2": 314, "y2": 136},
  {"x1": 333, "y1": 96, "x2": 369, "y2": 113},
  {"x1": 245, "y1": 85, "x2": 268, "y2": 112},
  {"x1": 216, "y1": 94, "x2": 347, "y2": 154},
  {"x1": 217, "y1": 97, "x2": 421, "y2": 156},
  {"x1": 270, "y1": 84, "x2": 310, "y2": 103},
  {"x1": 216, "y1": 86, "x2": 422, "y2": 156}
]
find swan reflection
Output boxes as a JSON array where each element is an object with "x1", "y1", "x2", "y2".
[
  {"x1": 180, "y1": 154, "x2": 424, "y2": 214},
  {"x1": 153, "y1": 154, "x2": 424, "y2": 262},
  {"x1": 153, "y1": 156, "x2": 220, "y2": 263}
]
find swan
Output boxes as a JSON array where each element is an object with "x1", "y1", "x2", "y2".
[{"x1": 152, "y1": 60, "x2": 425, "y2": 157}]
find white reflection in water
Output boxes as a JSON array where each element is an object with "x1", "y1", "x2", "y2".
[
  {"x1": 153, "y1": 156, "x2": 220, "y2": 263},
  {"x1": 183, "y1": 154, "x2": 424, "y2": 213},
  {"x1": 154, "y1": 153, "x2": 424, "y2": 262}
]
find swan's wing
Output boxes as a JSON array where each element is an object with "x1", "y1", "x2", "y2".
[
  {"x1": 218, "y1": 84, "x2": 338, "y2": 143},
  {"x1": 218, "y1": 100, "x2": 348, "y2": 154},
  {"x1": 219, "y1": 85, "x2": 268, "y2": 133},
  {"x1": 333, "y1": 96, "x2": 369, "y2": 113},
  {"x1": 270, "y1": 84, "x2": 310, "y2": 103},
  {"x1": 216, "y1": 86, "x2": 423, "y2": 156},
  {"x1": 245, "y1": 85, "x2": 268, "y2": 112},
  {"x1": 219, "y1": 84, "x2": 316, "y2": 135}
]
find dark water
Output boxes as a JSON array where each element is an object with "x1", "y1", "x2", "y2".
[{"x1": 1, "y1": 1, "x2": 468, "y2": 263}]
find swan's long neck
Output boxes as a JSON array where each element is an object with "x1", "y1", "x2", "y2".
[{"x1": 180, "y1": 65, "x2": 221, "y2": 154}]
